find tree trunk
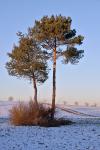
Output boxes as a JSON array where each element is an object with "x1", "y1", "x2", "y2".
[
  {"x1": 32, "y1": 73, "x2": 38, "y2": 109},
  {"x1": 51, "y1": 38, "x2": 56, "y2": 119}
]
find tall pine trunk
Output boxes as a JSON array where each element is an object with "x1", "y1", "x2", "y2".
[
  {"x1": 51, "y1": 37, "x2": 56, "y2": 119},
  {"x1": 32, "y1": 73, "x2": 38, "y2": 108}
]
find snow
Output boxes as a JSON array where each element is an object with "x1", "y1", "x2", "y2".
[
  {"x1": 0, "y1": 101, "x2": 17, "y2": 117},
  {"x1": 0, "y1": 101, "x2": 100, "y2": 150},
  {"x1": 0, "y1": 124, "x2": 100, "y2": 150}
]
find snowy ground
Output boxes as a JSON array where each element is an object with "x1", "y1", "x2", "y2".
[
  {"x1": 0, "y1": 124, "x2": 100, "y2": 150},
  {"x1": 0, "y1": 101, "x2": 100, "y2": 150}
]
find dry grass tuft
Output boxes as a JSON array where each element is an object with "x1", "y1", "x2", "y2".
[
  {"x1": 10, "y1": 101, "x2": 52, "y2": 126},
  {"x1": 10, "y1": 101, "x2": 73, "y2": 127}
]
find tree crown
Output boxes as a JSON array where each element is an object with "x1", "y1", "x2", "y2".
[
  {"x1": 31, "y1": 15, "x2": 84, "y2": 64},
  {"x1": 6, "y1": 34, "x2": 49, "y2": 83}
]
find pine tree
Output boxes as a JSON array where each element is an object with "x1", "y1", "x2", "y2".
[
  {"x1": 6, "y1": 33, "x2": 49, "y2": 108},
  {"x1": 31, "y1": 15, "x2": 84, "y2": 118}
]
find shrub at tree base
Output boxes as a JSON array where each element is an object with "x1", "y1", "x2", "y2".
[{"x1": 9, "y1": 101, "x2": 73, "y2": 127}]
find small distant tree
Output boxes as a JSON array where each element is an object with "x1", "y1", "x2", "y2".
[
  {"x1": 31, "y1": 15, "x2": 84, "y2": 118},
  {"x1": 6, "y1": 33, "x2": 49, "y2": 108},
  {"x1": 8, "y1": 96, "x2": 14, "y2": 101},
  {"x1": 93, "y1": 103, "x2": 97, "y2": 107},
  {"x1": 85, "y1": 102, "x2": 89, "y2": 107},
  {"x1": 63, "y1": 101, "x2": 67, "y2": 105},
  {"x1": 74, "y1": 101, "x2": 79, "y2": 106},
  {"x1": 91, "y1": 103, "x2": 97, "y2": 107}
]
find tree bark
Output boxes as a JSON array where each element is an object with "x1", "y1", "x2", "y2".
[
  {"x1": 51, "y1": 38, "x2": 56, "y2": 119},
  {"x1": 32, "y1": 73, "x2": 38, "y2": 109}
]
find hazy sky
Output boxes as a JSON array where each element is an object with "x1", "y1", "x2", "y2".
[{"x1": 0, "y1": 0, "x2": 100, "y2": 104}]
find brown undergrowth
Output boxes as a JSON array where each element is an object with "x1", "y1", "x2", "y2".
[{"x1": 10, "y1": 101, "x2": 73, "y2": 127}]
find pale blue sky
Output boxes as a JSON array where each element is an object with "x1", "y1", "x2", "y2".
[{"x1": 0, "y1": 0, "x2": 100, "y2": 104}]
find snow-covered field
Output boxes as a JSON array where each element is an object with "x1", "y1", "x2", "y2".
[{"x1": 0, "y1": 101, "x2": 100, "y2": 150}]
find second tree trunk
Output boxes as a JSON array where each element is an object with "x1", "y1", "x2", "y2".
[
  {"x1": 51, "y1": 38, "x2": 56, "y2": 119},
  {"x1": 32, "y1": 73, "x2": 38, "y2": 108}
]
